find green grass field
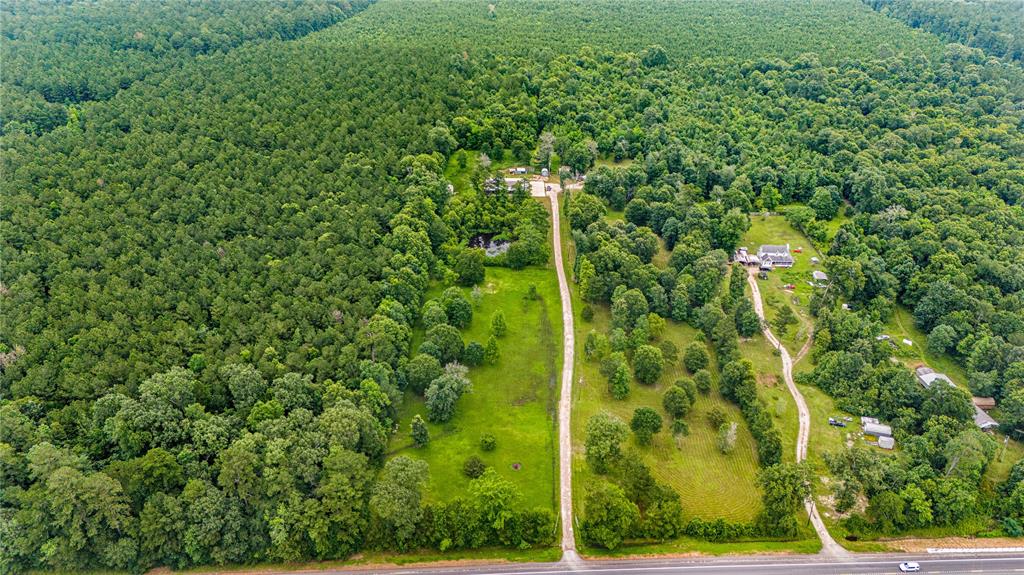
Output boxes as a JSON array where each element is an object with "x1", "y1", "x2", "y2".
[
  {"x1": 444, "y1": 149, "x2": 527, "y2": 196},
  {"x1": 572, "y1": 305, "x2": 764, "y2": 522},
  {"x1": 742, "y1": 215, "x2": 821, "y2": 351},
  {"x1": 593, "y1": 156, "x2": 635, "y2": 169},
  {"x1": 389, "y1": 266, "x2": 561, "y2": 510},
  {"x1": 580, "y1": 536, "x2": 822, "y2": 558}
]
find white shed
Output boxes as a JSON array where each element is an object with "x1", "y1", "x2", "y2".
[{"x1": 863, "y1": 422, "x2": 893, "y2": 437}]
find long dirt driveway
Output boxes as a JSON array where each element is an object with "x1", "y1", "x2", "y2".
[
  {"x1": 746, "y1": 269, "x2": 848, "y2": 557},
  {"x1": 549, "y1": 189, "x2": 579, "y2": 561}
]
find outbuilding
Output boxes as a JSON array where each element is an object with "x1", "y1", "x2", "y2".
[
  {"x1": 974, "y1": 406, "x2": 1000, "y2": 431},
  {"x1": 863, "y1": 422, "x2": 892, "y2": 438},
  {"x1": 878, "y1": 436, "x2": 895, "y2": 450},
  {"x1": 973, "y1": 397, "x2": 996, "y2": 410},
  {"x1": 812, "y1": 271, "x2": 828, "y2": 282},
  {"x1": 915, "y1": 366, "x2": 955, "y2": 389}
]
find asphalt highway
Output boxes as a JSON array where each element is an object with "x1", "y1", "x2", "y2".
[
  {"x1": 354, "y1": 552, "x2": 1024, "y2": 572},
  {"x1": 261, "y1": 553, "x2": 1024, "y2": 575}
]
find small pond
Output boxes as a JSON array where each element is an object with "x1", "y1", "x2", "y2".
[{"x1": 470, "y1": 233, "x2": 511, "y2": 257}]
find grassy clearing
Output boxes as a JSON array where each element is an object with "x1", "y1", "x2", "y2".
[
  {"x1": 594, "y1": 156, "x2": 635, "y2": 169},
  {"x1": 444, "y1": 149, "x2": 526, "y2": 196},
  {"x1": 572, "y1": 304, "x2": 764, "y2": 522},
  {"x1": 820, "y1": 204, "x2": 852, "y2": 246},
  {"x1": 882, "y1": 305, "x2": 969, "y2": 389},
  {"x1": 738, "y1": 334, "x2": 797, "y2": 463},
  {"x1": 157, "y1": 546, "x2": 561, "y2": 575},
  {"x1": 389, "y1": 266, "x2": 561, "y2": 510},
  {"x1": 580, "y1": 536, "x2": 821, "y2": 558},
  {"x1": 742, "y1": 215, "x2": 821, "y2": 351}
]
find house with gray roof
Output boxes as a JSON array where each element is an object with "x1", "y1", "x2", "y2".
[
  {"x1": 757, "y1": 244, "x2": 794, "y2": 268},
  {"x1": 974, "y1": 406, "x2": 999, "y2": 431},
  {"x1": 915, "y1": 367, "x2": 1000, "y2": 431},
  {"x1": 915, "y1": 366, "x2": 955, "y2": 389}
]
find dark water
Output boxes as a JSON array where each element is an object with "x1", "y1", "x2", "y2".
[{"x1": 469, "y1": 233, "x2": 511, "y2": 257}]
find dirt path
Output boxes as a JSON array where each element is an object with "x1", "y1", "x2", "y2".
[
  {"x1": 746, "y1": 269, "x2": 848, "y2": 558},
  {"x1": 549, "y1": 190, "x2": 579, "y2": 562}
]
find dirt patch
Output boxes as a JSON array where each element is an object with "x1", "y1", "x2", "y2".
[
  {"x1": 168, "y1": 557, "x2": 517, "y2": 575},
  {"x1": 884, "y1": 537, "x2": 1024, "y2": 553},
  {"x1": 511, "y1": 391, "x2": 538, "y2": 406},
  {"x1": 583, "y1": 549, "x2": 803, "y2": 561}
]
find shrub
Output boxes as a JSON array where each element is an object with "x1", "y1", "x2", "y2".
[
  {"x1": 707, "y1": 407, "x2": 727, "y2": 429},
  {"x1": 632, "y1": 344, "x2": 664, "y2": 385},
  {"x1": 630, "y1": 407, "x2": 663, "y2": 445},
  {"x1": 463, "y1": 455, "x2": 487, "y2": 478},
  {"x1": 463, "y1": 341, "x2": 485, "y2": 366},
  {"x1": 490, "y1": 310, "x2": 507, "y2": 337},
  {"x1": 693, "y1": 369, "x2": 713, "y2": 395},
  {"x1": 480, "y1": 433, "x2": 496, "y2": 452},
  {"x1": 683, "y1": 342, "x2": 710, "y2": 373},
  {"x1": 717, "y1": 422, "x2": 737, "y2": 454}
]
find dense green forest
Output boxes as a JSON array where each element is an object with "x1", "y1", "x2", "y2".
[
  {"x1": 0, "y1": 0, "x2": 373, "y2": 133},
  {"x1": 2, "y1": 0, "x2": 1023, "y2": 571},
  {"x1": 865, "y1": 0, "x2": 1024, "y2": 64},
  {"x1": 546, "y1": 40, "x2": 1024, "y2": 545}
]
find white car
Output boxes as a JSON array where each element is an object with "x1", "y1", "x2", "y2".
[{"x1": 899, "y1": 562, "x2": 921, "y2": 573}]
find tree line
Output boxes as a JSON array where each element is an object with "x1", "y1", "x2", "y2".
[
  {"x1": 864, "y1": 0, "x2": 1024, "y2": 64},
  {"x1": 1, "y1": 0, "x2": 373, "y2": 133}
]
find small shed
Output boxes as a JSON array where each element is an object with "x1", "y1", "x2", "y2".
[
  {"x1": 973, "y1": 397, "x2": 997, "y2": 410},
  {"x1": 540, "y1": 168, "x2": 550, "y2": 177},
  {"x1": 878, "y1": 436, "x2": 895, "y2": 450},
  {"x1": 863, "y1": 422, "x2": 893, "y2": 437},
  {"x1": 812, "y1": 270, "x2": 828, "y2": 282},
  {"x1": 860, "y1": 416, "x2": 879, "y2": 425},
  {"x1": 810, "y1": 256, "x2": 820, "y2": 265}
]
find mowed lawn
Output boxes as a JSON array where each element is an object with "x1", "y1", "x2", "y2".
[
  {"x1": 389, "y1": 266, "x2": 561, "y2": 510},
  {"x1": 743, "y1": 215, "x2": 822, "y2": 351},
  {"x1": 572, "y1": 305, "x2": 763, "y2": 522}
]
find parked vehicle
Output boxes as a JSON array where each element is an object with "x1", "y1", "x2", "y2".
[{"x1": 828, "y1": 417, "x2": 846, "y2": 428}]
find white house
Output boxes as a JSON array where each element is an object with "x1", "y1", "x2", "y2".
[{"x1": 758, "y1": 244, "x2": 794, "y2": 268}]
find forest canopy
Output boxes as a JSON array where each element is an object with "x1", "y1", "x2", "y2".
[{"x1": 1, "y1": 0, "x2": 1023, "y2": 571}]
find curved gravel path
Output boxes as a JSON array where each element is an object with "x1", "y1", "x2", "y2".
[
  {"x1": 549, "y1": 189, "x2": 579, "y2": 562},
  {"x1": 745, "y1": 268, "x2": 848, "y2": 557}
]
